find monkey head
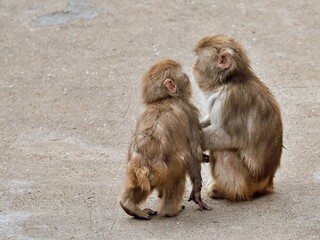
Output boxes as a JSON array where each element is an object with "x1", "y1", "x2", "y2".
[
  {"x1": 192, "y1": 35, "x2": 252, "y2": 91},
  {"x1": 142, "y1": 59, "x2": 192, "y2": 104}
]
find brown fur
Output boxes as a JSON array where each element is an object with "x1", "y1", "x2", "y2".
[
  {"x1": 120, "y1": 60, "x2": 211, "y2": 220},
  {"x1": 192, "y1": 35, "x2": 283, "y2": 201}
]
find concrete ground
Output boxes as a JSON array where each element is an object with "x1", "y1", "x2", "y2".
[{"x1": 0, "y1": 0, "x2": 319, "y2": 239}]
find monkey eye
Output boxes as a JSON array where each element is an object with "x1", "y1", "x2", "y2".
[{"x1": 212, "y1": 47, "x2": 219, "y2": 53}]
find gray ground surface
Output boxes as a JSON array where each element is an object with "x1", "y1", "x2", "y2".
[{"x1": 1, "y1": 0, "x2": 319, "y2": 239}]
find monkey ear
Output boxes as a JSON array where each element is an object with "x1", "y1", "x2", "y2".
[
  {"x1": 164, "y1": 78, "x2": 177, "y2": 94},
  {"x1": 216, "y1": 51, "x2": 233, "y2": 70}
]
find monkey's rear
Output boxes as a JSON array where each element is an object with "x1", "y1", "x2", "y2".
[{"x1": 120, "y1": 60, "x2": 211, "y2": 219}]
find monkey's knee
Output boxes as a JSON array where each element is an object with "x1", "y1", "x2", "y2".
[{"x1": 207, "y1": 184, "x2": 225, "y2": 199}]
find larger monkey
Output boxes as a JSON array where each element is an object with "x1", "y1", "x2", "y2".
[
  {"x1": 120, "y1": 60, "x2": 211, "y2": 220},
  {"x1": 192, "y1": 35, "x2": 283, "y2": 201}
]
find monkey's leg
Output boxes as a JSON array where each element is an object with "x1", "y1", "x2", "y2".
[
  {"x1": 120, "y1": 187, "x2": 156, "y2": 220},
  {"x1": 185, "y1": 148, "x2": 212, "y2": 210},
  {"x1": 160, "y1": 179, "x2": 186, "y2": 217},
  {"x1": 208, "y1": 151, "x2": 253, "y2": 201}
]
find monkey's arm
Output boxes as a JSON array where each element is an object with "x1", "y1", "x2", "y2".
[
  {"x1": 203, "y1": 125, "x2": 238, "y2": 151},
  {"x1": 186, "y1": 156, "x2": 212, "y2": 211},
  {"x1": 187, "y1": 180, "x2": 212, "y2": 211}
]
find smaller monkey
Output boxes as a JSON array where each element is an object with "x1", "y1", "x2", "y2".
[
  {"x1": 120, "y1": 60, "x2": 211, "y2": 220},
  {"x1": 192, "y1": 35, "x2": 283, "y2": 201}
]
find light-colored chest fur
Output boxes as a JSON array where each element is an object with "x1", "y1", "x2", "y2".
[{"x1": 202, "y1": 88, "x2": 224, "y2": 127}]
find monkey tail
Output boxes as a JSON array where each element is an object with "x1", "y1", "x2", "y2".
[{"x1": 134, "y1": 166, "x2": 151, "y2": 192}]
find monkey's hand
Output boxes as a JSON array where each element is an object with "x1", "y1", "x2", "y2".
[{"x1": 188, "y1": 180, "x2": 212, "y2": 211}]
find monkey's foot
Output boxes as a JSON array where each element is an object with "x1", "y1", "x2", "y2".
[
  {"x1": 120, "y1": 201, "x2": 156, "y2": 220},
  {"x1": 162, "y1": 205, "x2": 185, "y2": 218},
  {"x1": 143, "y1": 208, "x2": 158, "y2": 216}
]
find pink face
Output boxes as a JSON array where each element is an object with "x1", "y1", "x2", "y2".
[{"x1": 191, "y1": 60, "x2": 200, "y2": 81}]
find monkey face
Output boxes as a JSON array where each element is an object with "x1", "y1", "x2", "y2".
[
  {"x1": 175, "y1": 72, "x2": 191, "y2": 99},
  {"x1": 193, "y1": 48, "x2": 219, "y2": 78},
  {"x1": 191, "y1": 54, "x2": 217, "y2": 92}
]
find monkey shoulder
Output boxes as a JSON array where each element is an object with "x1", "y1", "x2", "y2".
[
  {"x1": 242, "y1": 80, "x2": 280, "y2": 115},
  {"x1": 136, "y1": 100, "x2": 190, "y2": 139}
]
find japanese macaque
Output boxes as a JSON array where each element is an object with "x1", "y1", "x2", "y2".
[
  {"x1": 192, "y1": 35, "x2": 283, "y2": 201},
  {"x1": 120, "y1": 60, "x2": 211, "y2": 220}
]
